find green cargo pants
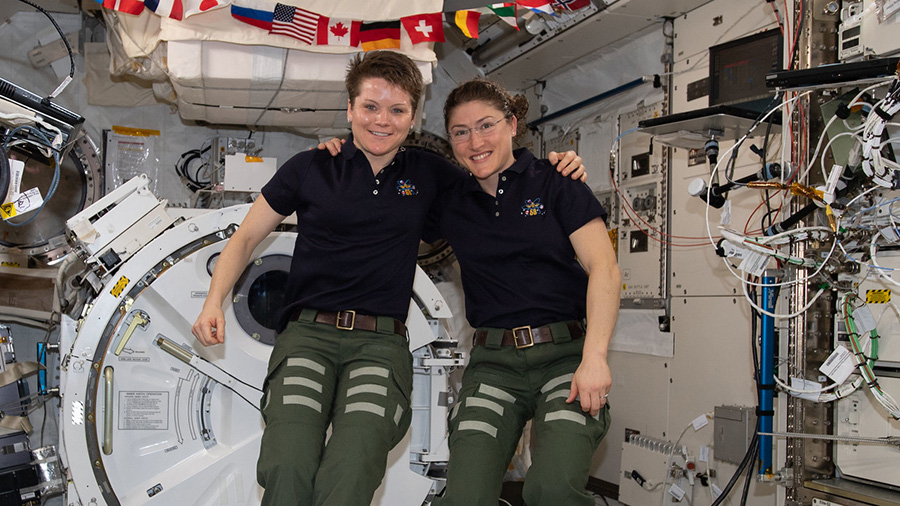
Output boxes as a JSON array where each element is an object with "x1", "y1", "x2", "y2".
[
  {"x1": 256, "y1": 309, "x2": 413, "y2": 506},
  {"x1": 434, "y1": 324, "x2": 611, "y2": 506}
]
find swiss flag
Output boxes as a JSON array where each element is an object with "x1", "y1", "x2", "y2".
[
  {"x1": 401, "y1": 13, "x2": 444, "y2": 44},
  {"x1": 316, "y1": 17, "x2": 361, "y2": 46}
]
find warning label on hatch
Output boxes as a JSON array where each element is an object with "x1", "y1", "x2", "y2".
[{"x1": 118, "y1": 391, "x2": 169, "y2": 430}]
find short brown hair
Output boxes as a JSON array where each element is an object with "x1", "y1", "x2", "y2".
[
  {"x1": 346, "y1": 51, "x2": 424, "y2": 111},
  {"x1": 444, "y1": 78, "x2": 529, "y2": 136}
]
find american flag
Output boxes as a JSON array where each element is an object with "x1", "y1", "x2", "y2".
[{"x1": 270, "y1": 3, "x2": 320, "y2": 44}]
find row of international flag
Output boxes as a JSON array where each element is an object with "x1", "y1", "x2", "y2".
[
  {"x1": 94, "y1": 0, "x2": 592, "y2": 44},
  {"x1": 92, "y1": 0, "x2": 203, "y2": 20}
]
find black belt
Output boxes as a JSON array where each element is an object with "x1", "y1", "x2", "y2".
[
  {"x1": 291, "y1": 309, "x2": 407, "y2": 336},
  {"x1": 472, "y1": 321, "x2": 585, "y2": 349}
]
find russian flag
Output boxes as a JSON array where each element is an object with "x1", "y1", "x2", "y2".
[{"x1": 231, "y1": 2, "x2": 275, "y2": 32}]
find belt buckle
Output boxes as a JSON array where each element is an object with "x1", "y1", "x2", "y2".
[
  {"x1": 335, "y1": 310, "x2": 356, "y2": 331},
  {"x1": 513, "y1": 326, "x2": 534, "y2": 349}
]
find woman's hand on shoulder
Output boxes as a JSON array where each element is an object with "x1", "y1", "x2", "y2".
[
  {"x1": 314, "y1": 138, "x2": 345, "y2": 156},
  {"x1": 548, "y1": 150, "x2": 587, "y2": 182}
]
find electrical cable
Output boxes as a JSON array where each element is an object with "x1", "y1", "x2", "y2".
[
  {"x1": 739, "y1": 450, "x2": 755, "y2": 505},
  {"x1": 759, "y1": 431, "x2": 900, "y2": 447},
  {"x1": 1, "y1": 125, "x2": 61, "y2": 226},
  {"x1": 757, "y1": 107, "x2": 778, "y2": 230},
  {"x1": 787, "y1": 0, "x2": 804, "y2": 72},
  {"x1": 613, "y1": 174, "x2": 714, "y2": 246},
  {"x1": 658, "y1": 420, "x2": 695, "y2": 506},
  {"x1": 0, "y1": 143, "x2": 9, "y2": 202},
  {"x1": 708, "y1": 285, "x2": 763, "y2": 506},
  {"x1": 175, "y1": 144, "x2": 212, "y2": 192},
  {"x1": 744, "y1": 191, "x2": 787, "y2": 235},
  {"x1": 705, "y1": 92, "x2": 808, "y2": 250},
  {"x1": 722, "y1": 92, "x2": 784, "y2": 187},
  {"x1": 15, "y1": 0, "x2": 75, "y2": 98},
  {"x1": 716, "y1": 226, "x2": 836, "y2": 293},
  {"x1": 742, "y1": 280, "x2": 826, "y2": 319},
  {"x1": 710, "y1": 431, "x2": 760, "y2": 506},
  {"x1": 840, "y1": 294, "x2": 900, "y2": 418},
  {"x1": 802, "y1": 81, "x2": 889, "y2": 182},
  {"x1": 252, "y1": 53, "x2": 290, "y2": 127}
]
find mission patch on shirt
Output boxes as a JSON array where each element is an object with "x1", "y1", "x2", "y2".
[
  {"x1": 429, "y1": 148, "x2": 607, "y2": 329},
  {"x1": 262, "y1": 137, "x2": 464, "y2": 330}
]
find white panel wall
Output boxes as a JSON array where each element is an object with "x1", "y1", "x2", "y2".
[
  {"x1": 603, "y1": 1, "x2": 780, "y2": 504},
  {"x1": 671, "y1": 1, "x2": 779, "y2": 114},
  {"x1": 532, "y1": 1, "x2": 783, "y2": 504}
]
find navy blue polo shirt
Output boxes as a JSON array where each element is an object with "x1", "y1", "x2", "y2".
[
  {"x1": 425, "y1": 148, "x2": 607, "y2": 329},
  {"x1": 262, "y1": 136, "x2": 465, "y2": 331}
]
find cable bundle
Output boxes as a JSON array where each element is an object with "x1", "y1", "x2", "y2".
[
  {"x1": 861, "y1": 74, "x2": 900, "y2": 187},
  {"x1": 1, "y1": 125, "x2": 62, "y2": 226},
  {"x1": 840, "y1": 295, "x2": 900, "y2": 419}
]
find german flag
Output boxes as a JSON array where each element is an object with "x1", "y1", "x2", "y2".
[
  {"x1": 359, "y1": 21, "x2": 401, "y2": 51},
  {"x1": 446, "y1": 10, "x2": 480, "y2": 39}
]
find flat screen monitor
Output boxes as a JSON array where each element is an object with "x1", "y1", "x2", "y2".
[{"x1": 709, "y1": 28, "x2": 783, "y2": 110}]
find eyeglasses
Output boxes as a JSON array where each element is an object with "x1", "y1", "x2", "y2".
[{"x1": 448, "y1": 118, "x2": 506, "y2": 143}]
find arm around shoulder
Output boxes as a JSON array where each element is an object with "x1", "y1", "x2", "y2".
[{"x1": 191, "y1": 196, "x2": 288, "y2": 346}]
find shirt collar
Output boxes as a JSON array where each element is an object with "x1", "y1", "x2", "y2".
[
  {"x1": 341, "y1": 133, "x2": 359, "y2": 159},
  {"x1": 340, "y1": 133, "x2": 407, "y2": 168},
  {"x1": 463, "y1": 147, "x2": 535, "y2": 194},
  {"x1": 505, "y1": 148, "x2": 535, "y2": 174}
]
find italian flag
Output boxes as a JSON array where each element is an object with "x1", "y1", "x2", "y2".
[{"x1": 489, "y1": 3, "x2": 519, "y2": 30}]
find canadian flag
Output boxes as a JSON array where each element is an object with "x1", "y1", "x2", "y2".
[{"x1": 317, "y1": 17, "x2": 361, "y2": 46}]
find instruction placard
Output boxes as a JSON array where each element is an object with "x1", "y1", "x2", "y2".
[
  {"x1": 1, "y1": 187, "x2": 43, "y2": 220},
  {"x1": 819, "y1": 345, "x2": 855, "y2": 385},
  {"x1": 118, "y1": 391, "x2": 168, "y2": 430}
]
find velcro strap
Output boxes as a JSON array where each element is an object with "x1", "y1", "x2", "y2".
[
  {"x1": 0, "y1": 361, "x2": 43, "y2": 388},
  {"x1": 874, "y1": 106, "x2": 893, "y2": 121},
  {"x1": 0, "y1": 414, "x2": 33, "y2": 434}
]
